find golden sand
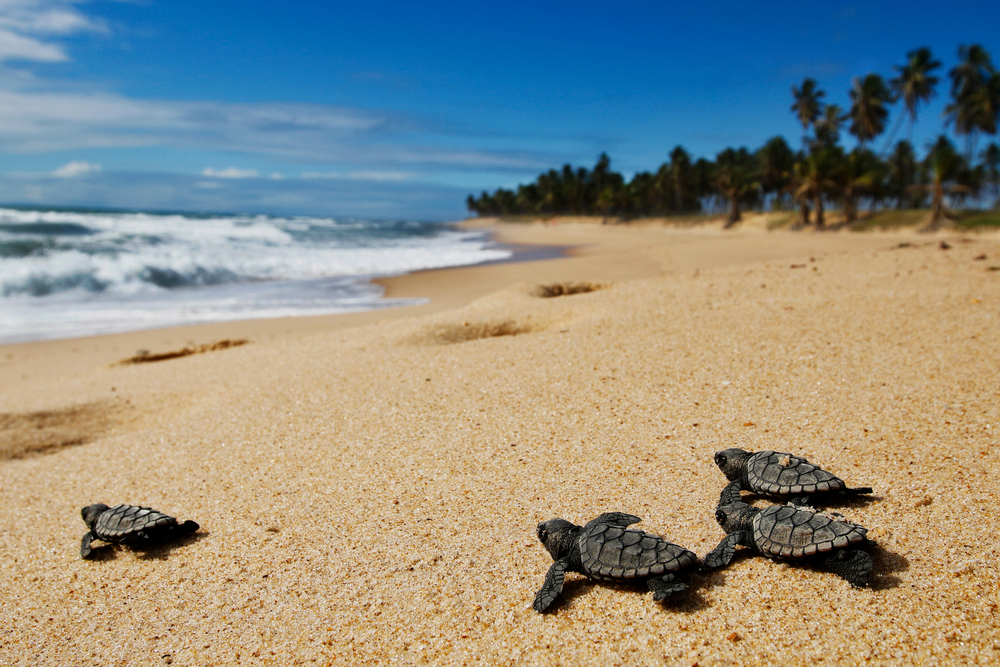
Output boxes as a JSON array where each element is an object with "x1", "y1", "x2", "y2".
[{"x1": 1, "y1": 220, "x2": 998, "y2": 665}]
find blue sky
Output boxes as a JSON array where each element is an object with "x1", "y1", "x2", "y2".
[{"x1": 0, "y1": 1, "x2": 996, "y2": 220}]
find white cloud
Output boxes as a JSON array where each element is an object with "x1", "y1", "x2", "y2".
[
  {"x1": 301, "y1": 171, "x2": 343, "y2": 180},
  {"x1": 301, "y1": 170, "x2": 416, "y2": 181},
  {"x1": 0, "y1": 27, "x2": 66, "y2": 61},
  {"x1": 0, "y1": 1, "x2": 557, "y2": 182},
  {"x1": 0, "y1": 1, "x2": 105, "y2": 63},
  {"x1": 268, "y1": 173, "x2": 284, "y2": 180},
  {"x1": 349, "y1": 170, "x2": 416, "y2": 181},
  {"x1": 202, "y1": 167, "x2": 260, "y2": 179},
  {"x1": 51, "y1": 160, "x2": 100, "y2": 177}
]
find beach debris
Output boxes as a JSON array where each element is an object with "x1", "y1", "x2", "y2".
[
  {"x1": 713, "y1": 448, "x2": 873, "y2": 506},
  {"x1": 939, "y1": 241, "x2": 951, "y2": 250},
  {"x1": 115, "y1": 339, "x2": 248, "y2": 365},
  {"x1": 703, "y1": 501, "x2": 874, "y2": 587},
  {"x1": 80, "y1": 503, "x2": 199, "y2": 558},
  {"x1": 534, "y1": 281, "x2": 602, "y2": 298},
  {"x1": 532, "y1": 512, "x2": 697, "y2": 612}
]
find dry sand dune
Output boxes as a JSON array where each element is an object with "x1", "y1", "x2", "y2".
[{"x1": 1, "y1": 221, "x2": 998, "y2": 665}]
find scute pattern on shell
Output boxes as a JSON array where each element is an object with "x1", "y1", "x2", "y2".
[
  {"x1": 752, "y1": 505, "x2": 867, "y2": 558},
  {"x1": 93, "y1": 504, "x2": 178, "y2": 540},
  {"x1": 580, "y1": 522, "x2": 697, "y2": 580},
  {"x1": 748, "y1": 450, "x2": 846, "y2": 495}
]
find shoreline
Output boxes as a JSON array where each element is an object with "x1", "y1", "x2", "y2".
[{"x1": 0, "y1": 217, "x2": 978, "y2": 386}]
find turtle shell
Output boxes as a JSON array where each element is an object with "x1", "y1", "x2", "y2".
[
  {"x1": 579, "y1": 522, "x2": 697, "y2": 580},
  {"x1": 746, "y1": 450, "x2": 846, "y2": 495},
  {"x1": 92, "y1": 504, "x2": 179, "y2": 541},
  {"x1": 751, "y1": 504, "x2": 867, "y2": 558}
]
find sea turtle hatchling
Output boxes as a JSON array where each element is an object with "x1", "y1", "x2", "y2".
[
  {"x1": 703, "y1": 501, "x2": 874, "y2": 587},
  {"x1": 533, "y1": 512, "x2": 698, "y2": 612},
  {"x1": 80, "y1": 503, "x2": 199, "y2": 559},
  {"x1": 714, "y1": 448, "x2": 873, "y2": 506}
]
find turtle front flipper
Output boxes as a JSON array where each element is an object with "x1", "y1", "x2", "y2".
[
  {"x1": 80, "y1": 532, "x2": 95, "y2": 559},
  {"x1": 719, "y1": 480, "x2": 744, "y2": 507},
  {"x1": 647, "y1": 573, "x2": 687, "y2": 601},
  {"x1": 168, "y1": 520, "x2": 200, "y2": 537},
  {"x1": 704, "y1": 532, "x2": 744, "y2": 569},
  {"x1": 823, "y1": 549, "x2": 873, "y2": 587},
  {"x1": 533, "y1": 559, "x2": 570, "y2": 612}
]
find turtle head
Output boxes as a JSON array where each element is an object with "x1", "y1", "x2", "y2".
[
  {"x1": 714, "y1": 448, "x2": 751, "y2": 481},
  {"x1": 714, "y1": 502, "x2": 755, "y2": 534},
  {"x1": 81, "y1": 503, "x2": 109, "y2": 529},
  {"x1": 536, "y1": 518, "x2": 579, "y2": 561}
]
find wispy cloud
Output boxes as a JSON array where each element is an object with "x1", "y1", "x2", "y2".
[
  {"x1": 0, "y1": 1, "x2": 105, "y2": 63},
  {"x1": 0, "y1": 170, "x2": 471, "y2": 219},
  {"x1": 301, "y1": 170, "x2": 417, "y2": 182},
  {"x1": 202, "y1": 167, "x2": 260, "y2": 179},
  {"x1": 0, "y1": 89, "x2": 549, "y2": 171},
  {"x1": 51, "y1": 160, "x2": 100, "y2": 177}
]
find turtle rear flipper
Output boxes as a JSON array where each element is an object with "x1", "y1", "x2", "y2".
[
  {"x1": 80, "y1": 532, "x2": 95, "y2": 559},
  {"x1": 647, "y1": 573, "x2": 687, "y2": 601},
  {"x1": 823, "y1": 549, "x2": 873, "y2": 587},
  {"x1": 533, "y1": 559, "x2": 569, "y2": 612}
]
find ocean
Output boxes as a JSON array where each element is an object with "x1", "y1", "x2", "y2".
[{"x1": 0, "y1": 207, "x2": 511, "y2": 344}]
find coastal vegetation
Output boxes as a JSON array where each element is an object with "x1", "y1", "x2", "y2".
[{"x1": 467, "y1": 45, "x2": 1000, "y2": 229}]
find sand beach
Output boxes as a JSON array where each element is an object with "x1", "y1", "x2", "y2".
[{"x1": 1, "y1": 217, "x2": 999, "y2": 665}]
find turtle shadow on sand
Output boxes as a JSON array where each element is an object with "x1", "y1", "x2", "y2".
[
  {"x1": 739, "y1": 491, "x2": 882, "y2": 510},
  {"x1": 83, "y1": 530, "x2": 207, "y2": 562},
  {"x1": 539, "y1": 576, "x2": 712, "y2": 614},
  {"x1": 709, "y1": 543, "x2": 908, "y2": 590},
  {"x1": 867, "y1": 544, "x2": 909, "y2": 590}
]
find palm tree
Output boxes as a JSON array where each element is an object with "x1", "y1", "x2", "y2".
[
  {"x1": 946, "y1": 45, "x2": 998, "y2": 159},
  {"x1": 668, "y1": 145, "x2": 696, "y2": 212},
  {"x1": 814, "y1": 104, "x2": 847, "y2": 149},
  {"x1": 886, "y1": 140, "x2": 920, "y2": 209},
  {"x1": 849, "y1": 74, "x2": 894, "y2": 147},
  {"x1": 920, "y1": 135, "x2": 972, "y2": 231},
  {"x1": 756, "y1": 136, "x2": 795, "y2": 210},
  {"x1": 713, "y1": 148, "x2": 760, "y2": 228},
  {"x1": 981, "y1": 142, "x2": 1000, "y2": 207},
  {"x1": 839, "y1": 148, "x2": 884, "y2": 225},
  {"x1": 793, "y1": 148, "x2": 841, "y2": 230},
  {"x1": 886, "y1": 47, "x2": 941, "y2": 148},
  {"x1": 792, "y1": 78, "x2": 826, "y2": 148}
]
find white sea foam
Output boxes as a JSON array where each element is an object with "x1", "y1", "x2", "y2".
[{"x1": 0, "y1": 208, "x2": 510, "y2": 343}]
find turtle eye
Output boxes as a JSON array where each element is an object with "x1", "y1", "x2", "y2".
[
  {"x1": 537, "y1": 526, "x2": 547, "y2": 542},
  {"x1": 715, "y1": 453, "x2": 726, "y2": 467},
  {"x1": 715, "y1": 509, "x2": 726, "y2": 526}
]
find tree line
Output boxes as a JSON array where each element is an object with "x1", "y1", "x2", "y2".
[{"x1": 466, "y1": 45, "x2": 1000, "y2": 230}]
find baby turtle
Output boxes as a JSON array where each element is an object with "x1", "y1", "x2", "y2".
[
  {"x1": 533, "y1": 512, "x2": 697, "y2": 612},
  {"x1": 80, "y1": 503, "x2": 199, "y2": 559},
  {"x1": 704, "y1": 501, "x2": 874, "y2": 587},
  {"x1": 714, "y1": 448, "x2": 873, "y2": 506}
]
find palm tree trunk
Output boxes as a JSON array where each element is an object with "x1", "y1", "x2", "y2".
[
  {"x1": 922, "y1": 180, "x2": 953, "y2": 232},
  {"x1": 844, "y1": 191, "x2": 857, "y2": 224},
  {"x1": 724, "y1": 196, "x2": 741, "y2": 228},
  {"x1": 813, "y1": 195, "x2": 825, "y2": 230}
]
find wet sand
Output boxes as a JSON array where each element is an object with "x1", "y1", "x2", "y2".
[{"x1": 1, "y1": 218, "x2": 999, "y2": 665}]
